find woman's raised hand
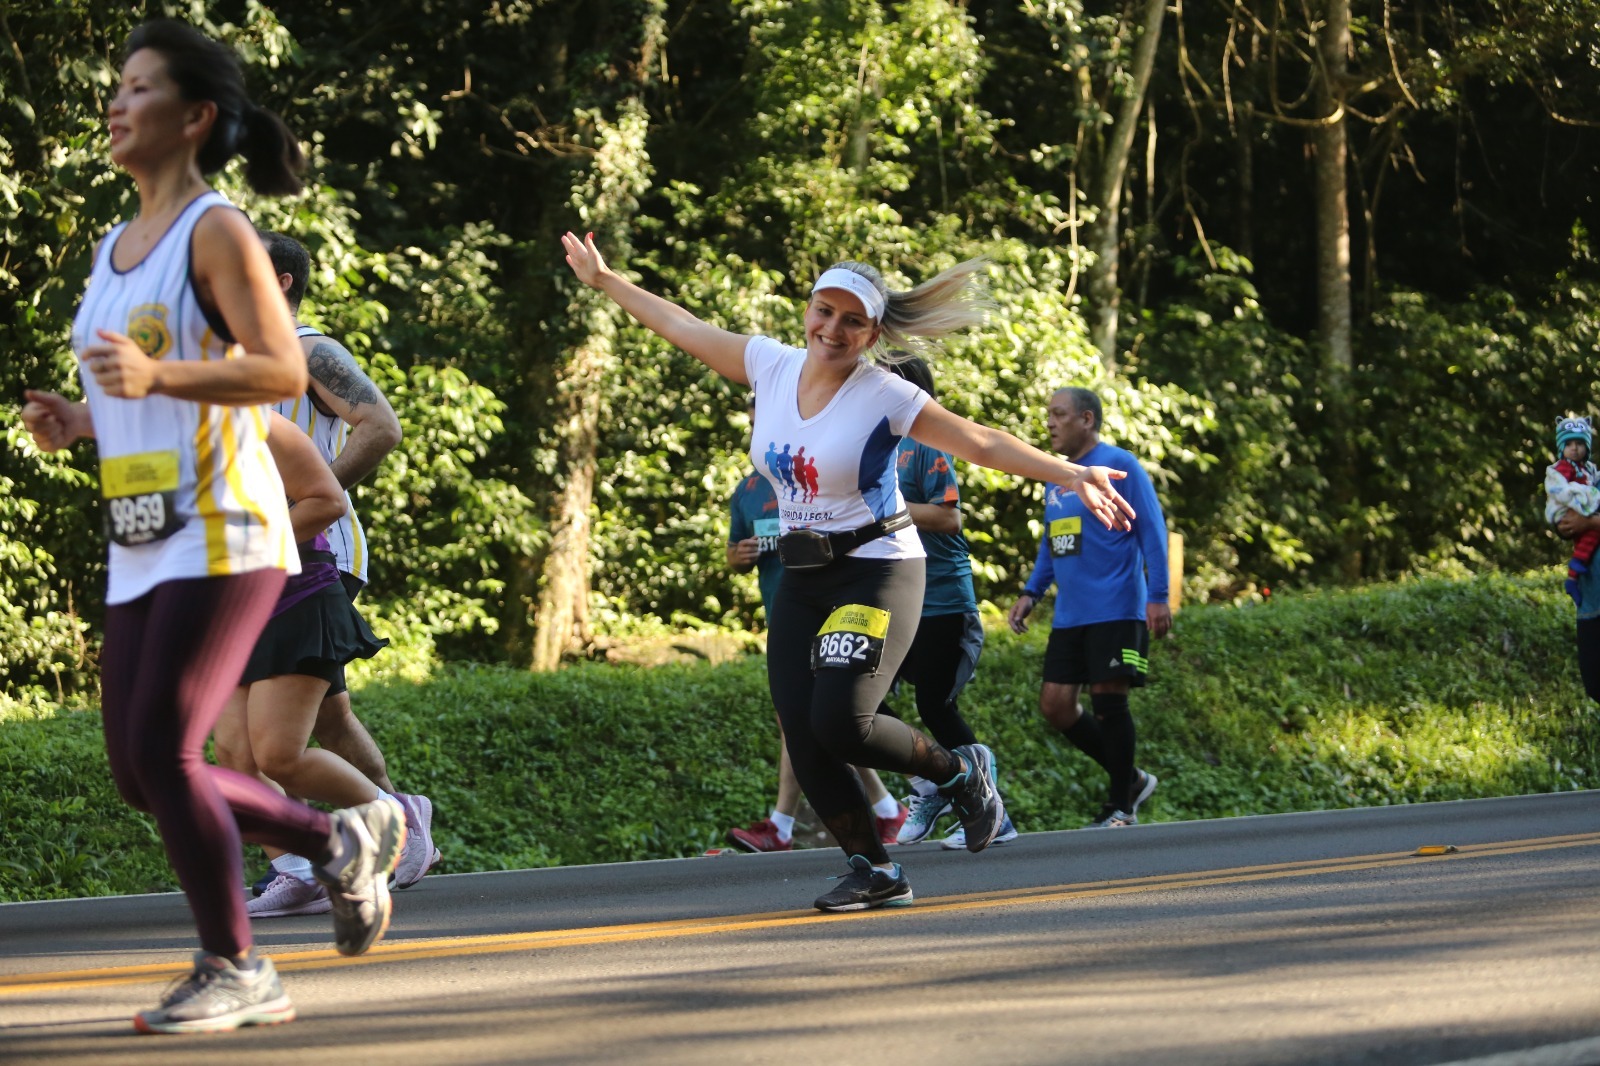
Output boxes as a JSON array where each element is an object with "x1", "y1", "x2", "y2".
[
  {"x1": 561, "y1": 231, "x2": 610, "y2": 289},
  {"x1": 1074, "y1": 466, "x2": 1135, "y2": 531}
]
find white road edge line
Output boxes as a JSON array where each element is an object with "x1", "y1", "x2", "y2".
[{"x1": 1430, "y1": 1035, "x2": 1600, "y2": 1066}]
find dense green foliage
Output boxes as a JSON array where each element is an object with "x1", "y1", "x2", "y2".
[
  {"x1": 2, "y1": 1, "x2": 1597, "y2": 692},
  {"x1": 3, "y1": 572, "x2": 1594, "y2": 902}
]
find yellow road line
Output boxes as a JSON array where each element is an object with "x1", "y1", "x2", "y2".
[{"x1": 5, "y1": 830, "x2": 1598, "y2": 997}]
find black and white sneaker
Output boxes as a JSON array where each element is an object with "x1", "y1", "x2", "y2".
[
  {"x1": 939, "y1": 743, "x2": 1006, "y2": 852},
  {"x1": 813, "y1": 855, "x2": 914, "y2": 912},
  {"x1": 1128, "y1": 770, "x2": 1159, "y2": 818},
  {"x1": 313, "y1": 796, "x2": 405, "y2": 957}
]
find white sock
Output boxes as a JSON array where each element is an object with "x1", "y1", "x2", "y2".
[
  {"x1": 908, "y1": 775, "x2": 937, "y2": 797},
  {"x1": 769, "y1": 810, "x2": 796, "y2": 842},
  {"x1": 270, "y1": 853, "x2": 315, "y2": 883},
  {"x1": 872, "y1": 794, "x2": 901, "y2": 819}
]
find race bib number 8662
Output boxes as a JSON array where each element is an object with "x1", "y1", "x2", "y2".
[{"x1": 810, "y1": 604, "x2": 891, "y2": 674}]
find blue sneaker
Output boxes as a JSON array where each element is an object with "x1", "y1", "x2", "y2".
[{"x1": 940, "y1": 813, "x2": 1018, "y2": 851}]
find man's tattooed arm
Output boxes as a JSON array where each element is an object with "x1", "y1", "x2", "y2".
[
  {"x1": 307, "y1": 339, "x2": 381, "y2": 414},
  {"x1": 303, "y1": 337, "x2": 402, "y2": 489}
]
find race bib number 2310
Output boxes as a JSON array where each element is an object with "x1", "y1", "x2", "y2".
[{"x1": 811, "y1": 604, "x2": 891, "y2": 674}]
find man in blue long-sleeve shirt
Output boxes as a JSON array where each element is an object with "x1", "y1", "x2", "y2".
[{"x1": 1007, "y1": 387, "x2": 1172, "y2": 827}]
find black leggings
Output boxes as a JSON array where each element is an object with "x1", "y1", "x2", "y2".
[
  {"x1": 1578, "y1": 616, "x2": 1600, "y2": 703},
  {"x1": 767, "y1": 556, "x2": 961, "y2": 859},
  {"x1": 101, "y1": 571, "x2": 334, "y2": 960},
  {"x1": 877, "y1": 610, "x2": 980, "y2": 750}
]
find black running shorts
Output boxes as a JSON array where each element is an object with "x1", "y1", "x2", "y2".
[{"x1": 1042, "y1": 620, "x2": 1149, "y2": 687}]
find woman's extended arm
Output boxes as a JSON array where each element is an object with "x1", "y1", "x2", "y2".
[
  {"x1": 910, "y1": 400, "x2": 1134, "y2": 530},
  {"x1": 560, "y1": 231, "x2": 751, "y2": 384}
]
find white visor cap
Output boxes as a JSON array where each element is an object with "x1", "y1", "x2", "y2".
[{"x1": 811, "y1": 268, "x2": 886, "y2": 323}]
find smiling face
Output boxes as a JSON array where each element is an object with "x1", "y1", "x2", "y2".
[
  {"x1": 107, "y1": 48, "x2": 209, "y2": 171},
  {"x1": 1046, "y1": 390, "x2": 1096, "y2": 458},
  {"x1": 804, "y1": 287, "x2": 881, "y2": 367}
]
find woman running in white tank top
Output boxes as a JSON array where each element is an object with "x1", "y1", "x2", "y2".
[{"x1": 21, "y1": 20, "x2": 403, "y2": 1036}]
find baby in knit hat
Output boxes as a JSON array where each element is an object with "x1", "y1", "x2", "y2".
[{"x1": 1546, "y1": 416, "x2": 1600, "y2": 605}]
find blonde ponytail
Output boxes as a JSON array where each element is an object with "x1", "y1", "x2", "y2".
[{"x1": 827, "y1": 258, "x2": 992, "y2": 360}]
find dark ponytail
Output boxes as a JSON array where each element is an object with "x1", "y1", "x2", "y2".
[{"x1": 123, "y1": 20, "x2": 305, "y2": 197}]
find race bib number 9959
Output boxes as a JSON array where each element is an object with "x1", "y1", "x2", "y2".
[
  {"x1": 100, "y1": 450, "x2": 184, "y2": 547},
  {"x1": 811, "y1": 604, "x2": 891, "y2": 674}
]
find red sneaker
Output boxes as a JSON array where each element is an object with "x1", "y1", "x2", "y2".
[
  {"x1": 728, "y1": 819, "x2": 793, "y2": 853},
  {"x1": 875, "y1": 803, "x2": 909, "y2": 845}
]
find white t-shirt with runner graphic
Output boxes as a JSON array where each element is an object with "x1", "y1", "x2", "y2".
[{"x1": 744, "y1": 336, "x2": 928, "y2": 562}]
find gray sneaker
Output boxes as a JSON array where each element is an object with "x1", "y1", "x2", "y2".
[
  {"x1": 134, "y1": 952, "x2": 294, "y2": 1034},
  {"x1": 938, "y1": 743, "x2": 1006, "y2": 853},
  {"x1": 313, "y1": 796, "x2": 405, "y2": 957},
  {"x1": 897, "y1": 789, "x2": 953, "y2": 844},
  {"x1": 1089, "y1": 804, "x2": 1136, "y2": 828}
]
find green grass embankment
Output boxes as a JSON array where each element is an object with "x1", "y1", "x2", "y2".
[{"x1": 3, "y1": 572, "x2": 1595, "y2": 902}]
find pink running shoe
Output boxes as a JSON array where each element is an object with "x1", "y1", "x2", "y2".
[
  {"x1": 875, "y1": 803, "x2": 909, "y2": 845},
  {"x1": 391, "y1": 793, "x2": 441, "y2": 889},
  {"x1": 248, "y1": 873, "x2": 331, "y2": 918},
  {"x1": 728, "y1": 819, "x2": 793, "y2": 853}
]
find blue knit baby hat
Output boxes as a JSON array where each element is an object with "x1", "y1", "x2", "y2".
[{"x1": 1556, "y1": 416, "x2": 1593, "y2": 452}]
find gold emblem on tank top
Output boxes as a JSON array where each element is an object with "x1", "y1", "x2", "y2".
[{"x1": 126, "y1": 303, "x2": 174, "y2": 360}]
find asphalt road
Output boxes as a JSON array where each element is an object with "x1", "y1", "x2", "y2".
[{"x1": 3, "y1": 792, "x2": 1598, "y2": 1066}]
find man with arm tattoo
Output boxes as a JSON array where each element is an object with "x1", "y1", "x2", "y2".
[{"x1": 221, "y1": 231, "x2": 439, "y2": 914}]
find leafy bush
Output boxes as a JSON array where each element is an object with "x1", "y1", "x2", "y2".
[{"x1": 3, "y1": 571, "x2": 1595, "y2": 901}]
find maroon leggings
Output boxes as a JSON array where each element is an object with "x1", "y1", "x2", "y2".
[{"x1": 100, "y1": 570, "x2": 334, "y2": 959}]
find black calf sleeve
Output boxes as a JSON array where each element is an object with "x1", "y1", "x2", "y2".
[
  {"x1": 1062, "y1": 712, "x2": 1112, "y2": 774},
  {"x1": 1090, "y1": 691, "x2": 1137, "y2": 810}
]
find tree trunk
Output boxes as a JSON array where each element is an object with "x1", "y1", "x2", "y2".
[
  {"x1": 1309, "y1": 0, "x2": 1360, "y2": 579},
  {"x1": 1311, "y1": 0, "x2": 1352, "y2": 374},
  {"x1": 530, "y1": 95, "x2": 655, "y2": 671},
  {"x1": 1086, "y1": 0, "x2": 1168, "y2": 369},
  {"x1": 531, "y1": 336, "x2": 605, "y2": 671}
]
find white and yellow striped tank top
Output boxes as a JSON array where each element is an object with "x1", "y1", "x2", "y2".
[
  {"x1": 71, "y1": 190, "x2": 298, "y2": 606},
  {"x1": 272, "y1": 325, "x2": 369, "y2": 583}
]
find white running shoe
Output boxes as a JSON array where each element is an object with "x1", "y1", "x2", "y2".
[
  {"x1": 134, "y1": 952, "x2": 295, "y2": 1034},
  {"x1": 248, "y1": 873, "x2": 331, "y2": 918},
  {"x1": 313, "y1": 796, "x2": 405, "y2": 957}
]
